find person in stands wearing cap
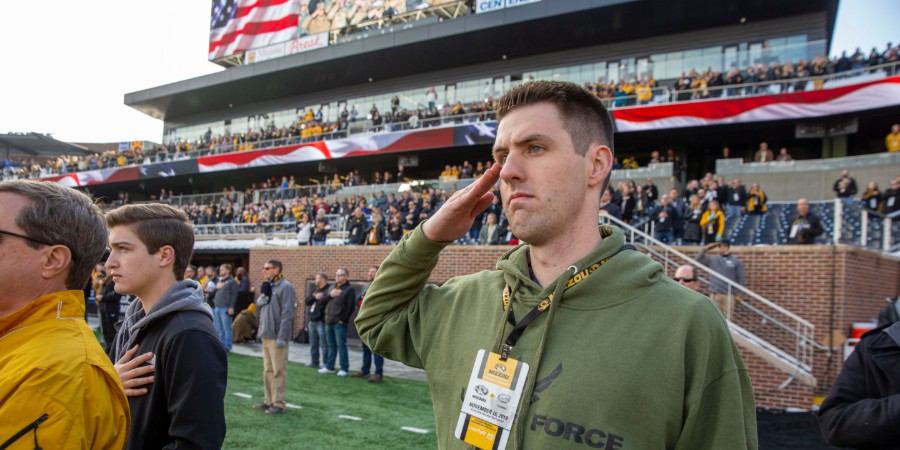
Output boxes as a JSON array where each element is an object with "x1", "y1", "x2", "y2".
[{"x1": 696, "y1": 241, "x2": 745, "y2": 320}]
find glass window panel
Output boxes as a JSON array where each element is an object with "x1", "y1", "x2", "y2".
[
  {"x1": 723, "y1": 47, "x2": 737, "y2": 71},
  {"x1": 637, "y1": 58, "x2": 648, "y2": 80},
  {"x1": 666, "y1": 51, "x2": 683, "y2": 78},
  {"x1": 607, "y1": 62, "x2": 619, "y2": 84},
  {"x1": 593, "y1": 63, "x2": 606, "y2": 83},
  {"x1": 701, "y1": 46, "x2": 723, "y2": 73},
  {"x1": 683, "y1": 49, "x2": 701, "y2": 73},
  {"x1": 749, "y1": 43, "x2": 762, "y2": 66}
]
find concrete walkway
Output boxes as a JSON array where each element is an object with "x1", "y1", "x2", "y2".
[{"x1": 232, "y1": 338, "x2": 428, "y2": 382}]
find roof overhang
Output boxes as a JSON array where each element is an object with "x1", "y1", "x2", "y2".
[{"x1": 0, "y1": 133, "x2": 94, "y2": 158}]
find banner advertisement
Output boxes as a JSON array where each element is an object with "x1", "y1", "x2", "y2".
[
  {"x1": 243, "y1": 43, "x2": 287, "y2": 65},
  {"x1": 244, "y1": 32, "x2": 328, "y2": 64},
  {"x1": 475, "y1": 0, "x2": 541, "y2": 14}
]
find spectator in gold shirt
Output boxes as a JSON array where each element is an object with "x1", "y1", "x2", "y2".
[{"x1": 886, "y1": 123, "x2": 900, "y2": 152}]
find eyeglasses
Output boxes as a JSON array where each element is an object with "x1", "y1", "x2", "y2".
[
  {"x1": 336, "y1": 273, "x2": 348, "y2": 277},
  {"x1": 0, "y1": 228, "x2": 54, "y2": 246},
  {"x1": 673, "y1": 277, "x2": 696, "y2": 283},
  {"x1": 263, "y1": 266, "x2": 275, "y2": 270}
]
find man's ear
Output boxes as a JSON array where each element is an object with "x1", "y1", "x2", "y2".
[
  {"x1": 586, "y1": 144, "x2": 613, "y2": 188},
  {"x1": 41, "y1": 245, "x2": 73, "y2": 283},
  {"x1": 158, "y1": 245, "x2": 176, "y2": 269}
]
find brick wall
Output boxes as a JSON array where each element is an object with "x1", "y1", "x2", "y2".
[
  {"x1": 741, "y1": 348, "x2": 815, "y2": 409},
  {"x1": 249, "y1": 243, "x2": 900, "y2": 409}
]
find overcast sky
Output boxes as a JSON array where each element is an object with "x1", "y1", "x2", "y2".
[{"x1": 0, "y1": 0, "x2": 896, "y2": 144}]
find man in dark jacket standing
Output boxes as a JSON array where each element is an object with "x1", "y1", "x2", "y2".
[
  {"x1": 213, "y1": 264, "x2": 239, "y2": 352},
  {"x1": 304, "y1": 273, "x2": 331, "y2": 369},
  {"x1": 320, "y1": 268, "x2": 356, "y2": 376},
  {"x1": 788, "y1": 198, "x2": 824, "y2": 244},
  {"x1": 726, "y1": 178, "x2": 747, "y2": 219},
  {"x1": 833, "y1": 170, "x2": 858, "y2": 199},
  {"x1": 252, "y1": 260, "x2": 296, "y2": 414},
  {"x1": 883, "y1": 177, "x2": 900, "y2": 215},
  {"x1": 106, "y1": 203, "x2": 226, "y2": 450},
  {"x1": 818, "y1": 320, "x2": 900, "y2": 448},
  {"x1": 353, "y1": 266, "x2": 385, "y2": 383},
  {"x1": 346, "y1": 208, "x2": 368, "y2": 245}
]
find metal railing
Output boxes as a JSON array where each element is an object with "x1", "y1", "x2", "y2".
[
  {"x1": 193, "y1": 214, "x2": 348, "y2": 241},
  {"x1": 599, "y1": 213, "x2": 823, "y2": 386},
  {"x1": 165, "y1": 191, "x2": 246, "y2": 208},
  {"x1": 830, "y1": 200, "x2": 899, "y2": 252},
  {"x1": 765, "y1": 199, "x2": 899, "y2": 252}
]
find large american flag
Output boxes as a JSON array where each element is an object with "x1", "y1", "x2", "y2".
[{"x1": 209, "y1": 0, "x2": 300, "y2": 60}]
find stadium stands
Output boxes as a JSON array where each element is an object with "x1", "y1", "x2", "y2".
[{"x1": 3, "y1": 44, "x2": 898, "y2": 183}]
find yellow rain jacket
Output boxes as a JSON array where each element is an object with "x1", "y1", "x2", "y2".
[{"x1": 0, "y1": 290, "x2": 129, "y2": 449}]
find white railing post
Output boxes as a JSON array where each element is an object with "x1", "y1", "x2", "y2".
[
  {"x1": 833, "y1": 199, "x2": 842, "y2": 246},
  {"x1": 860, "y1": 210, "x2": 868, "y2": 247},
  {"x1": 885, "y1": 217, "x2": 893, "y2": 252}
]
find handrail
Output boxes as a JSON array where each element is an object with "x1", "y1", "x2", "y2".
[
  {"x1": 599, "y1": 211, "x2": 826, "y2": 383},
  {"x1": 602, "y1": 212, "x2": 816, "y2": 330}
]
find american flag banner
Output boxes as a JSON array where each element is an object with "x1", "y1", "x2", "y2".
[{"x1": 209, "y1": 0, "x2": 300, "y2": 60}]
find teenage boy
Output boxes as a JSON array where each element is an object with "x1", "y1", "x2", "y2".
[{"x1": 106, "y1": 203, "x2": 227, "y2": 450}]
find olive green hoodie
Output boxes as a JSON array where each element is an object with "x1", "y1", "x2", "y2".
[{"x1": 356, "y1": 225, "x2": 757, "y2": 449}]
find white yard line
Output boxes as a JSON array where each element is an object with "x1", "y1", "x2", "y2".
[
  {"x1": 338, "y1": 415, "x2": 362, "y2": 421},
  {"x1": 233, "y1": 392, "x2": 252, "y2": 399},
  {"x1": 285, "y1": 403, "x2": 303, "y2": 409},
  {"x1": 400, "y1": 426, "x2": 429, "y2": 434}
]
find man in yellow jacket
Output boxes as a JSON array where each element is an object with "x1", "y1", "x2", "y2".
[{"x1": 0, "y1": 180, "x2": 129, "y2": 449}]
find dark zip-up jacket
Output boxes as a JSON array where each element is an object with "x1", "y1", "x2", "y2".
[
  {"x1": 818, "y1": 322, "x2": 900, "y2": 449},
  {"x1": 305, "y1": 283, "x2": 331, "y2": 322},
  {"x1": 324, "y1": 281, "x2": 356, "y2": 324}
]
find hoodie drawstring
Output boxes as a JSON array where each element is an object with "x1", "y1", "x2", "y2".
[
  {"x1": 507, "y1": 265, "x2": 576, "y2": 450},
  {"x1": 492, "y1": 278, "x2": 521, "y2": 355}
]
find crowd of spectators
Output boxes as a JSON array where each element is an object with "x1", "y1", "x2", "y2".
[
  {"x1": 20, "y1": 136, "x2": 897, "y2": 250},
  {"x1": 583, "y1": 42, "x2": 900, "y2": 107},
  {"x1": 3, "y1": 43, "x2": 896, "y2": 183},
  {"x1": 0, "y1": 97, "x2": 501, "y2": 182}
]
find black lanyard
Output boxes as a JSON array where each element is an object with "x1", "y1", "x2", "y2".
[{"x1": 499, "y1": 244, "x2": 634, "y2": 360}]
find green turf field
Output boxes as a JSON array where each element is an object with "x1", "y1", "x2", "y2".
[{"x1": 223, "y1": 353, "x2": 437, "y2": 449}]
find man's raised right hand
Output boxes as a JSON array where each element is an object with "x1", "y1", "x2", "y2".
[{"x1": 422, "y1": 163, "x2": 500, "y2": 242}]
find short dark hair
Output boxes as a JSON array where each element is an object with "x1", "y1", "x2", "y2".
[
  {"x1": 105, "y1": 203, "x2": 194, "y2": 280},
  {"x1": 267, "y1": 260, "x2": 283, "y2": 273},
  {"x1": 0, "y1": 180, "x2": 107, "y2": 289},
  {"x1": 496, "y1": 80, "x2": 615, "y2": 157}
]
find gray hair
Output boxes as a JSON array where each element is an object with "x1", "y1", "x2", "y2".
[{"x1": 0, "y1": 180, "x2": 107, "y2": 289}]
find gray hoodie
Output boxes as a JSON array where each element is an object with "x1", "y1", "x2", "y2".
[{"x1": 113, "y1": 280, "x2": 213, "y2": 360}]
